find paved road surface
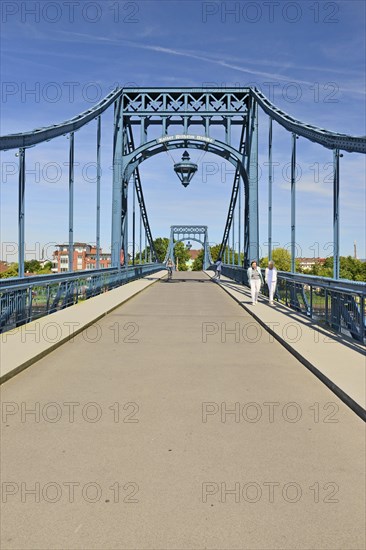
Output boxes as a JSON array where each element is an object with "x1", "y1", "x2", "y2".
[{"x1": 1, "y1": 272, "x2": 365, "y2": 549}]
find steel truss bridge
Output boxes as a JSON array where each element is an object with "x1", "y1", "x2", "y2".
[
  {"x1": 0, "y1": 87, "x2": 365, "y2": 341},
  {"x1": 165, "y1": 226, "x2": 213, "y2": 270}
]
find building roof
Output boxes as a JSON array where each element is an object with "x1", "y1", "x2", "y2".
[
  {"x1": 297, "y1": 258, "x2": 326, "y2": 263},
  {"x1": 0, "y1": 261, "x2": 9, "y2": 273},
  {"x1": 56, "y1": 242, "x2": 90, "y2": 247},
  {"x1": 188, "y1": 249, "x2": 201, "y2": 260}
]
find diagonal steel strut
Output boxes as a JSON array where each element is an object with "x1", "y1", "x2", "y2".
[
  {"x1": 125, "y1": 122, "x2": 158, "y2": 261},
  {"x1": 219, "y1": 120, "x2": 246, "y2": 260}
]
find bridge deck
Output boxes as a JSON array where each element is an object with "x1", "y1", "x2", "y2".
[{"x1": 1, "y1": 272, "x2": 365, "y2": 549}]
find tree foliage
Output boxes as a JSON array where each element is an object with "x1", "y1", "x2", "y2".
[
  {"x1": 260, "y1": 248, "x2": 295, "y2": 271},
  {"x1": 0, "y1": 260, "x2": 52, "y2": 278},
  {"x1": 135, "y1": 237, "x2": 190, "y2": 270},
  {"x1": 259, "y1": 249, "x2": 366, "y2": 281},
  {"x1": 309, "y1": 256, "x2": 366, "y2": 281},
  {"x1": 191, "y1": 245, "x2": 243, "y2": 271},
  {"x1": 0, "y1": 263, "x2": 19, "y2": 278}
]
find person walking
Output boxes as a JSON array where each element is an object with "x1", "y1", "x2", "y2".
[
  {"x1": 265, "y1": 260, "x2": 278, "y2": 305},
  {"x1": 247, "y1": 260, "x2": 263, "y2": 305},
  {"x1": 214, "y1": 257, "x2": 222, "y2": 280},
  {"x1": 166, "y1": 258, "x2": 174, "y2": 280}
]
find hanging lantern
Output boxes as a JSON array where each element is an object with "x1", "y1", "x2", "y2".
[{"x1": 173, "y1": 151, "x2": 198, "y2": 187}]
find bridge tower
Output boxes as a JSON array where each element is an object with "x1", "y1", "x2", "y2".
[
  {"x1": 111, "y1": 88, "x2": 257, "y2": 269},
  {"x1": 165, "y1": 226, "x2": 212, "y2": 270}
]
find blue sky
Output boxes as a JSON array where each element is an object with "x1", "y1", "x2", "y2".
[{"x1": 1, "y1": 0, "x2": 365, "y2": 263}]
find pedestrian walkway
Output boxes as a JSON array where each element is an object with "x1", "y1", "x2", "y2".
[
  {"x1": 206, "y1": 271, "x2": 366, "y2": 419},
  {"x1": 1, "y1": 271, "x2": 365, "y2": 549},
  {"x1": 0, "y1": 270, "x2": 167, "y2": 383}
]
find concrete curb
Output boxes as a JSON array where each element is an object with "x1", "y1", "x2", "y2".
[
  {"x1": 206, "y1": 271, "x2": 366, "y2": 422},
  {"x1": 0, "y1": 271, "x2": 167, "y2": 384}
]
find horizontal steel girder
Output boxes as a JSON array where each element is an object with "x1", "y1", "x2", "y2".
[{"x1": 1, "y1": 87, "x2": 365, "y2": 153}]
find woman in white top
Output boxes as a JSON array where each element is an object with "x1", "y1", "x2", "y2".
[
  {"x1": 247, "y1": 261, "x2": 263, "y2": 305},
  {"x1": 214, "y1": 258, "x2": 222, "y2": 280},
  {"x1": 265, "y1": 260, "x2": 278, "y2": 305}
]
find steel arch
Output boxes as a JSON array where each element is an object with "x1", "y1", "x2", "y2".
[
  {"x1": 112, "y1": 136, "x2": 253, "y2": 267},
  {"x1": 165, "y1": 225, "x2": 213, "y2": 270}
]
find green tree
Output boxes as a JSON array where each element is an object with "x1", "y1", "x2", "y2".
[
  {"x1": 0, "y1": 263, "x2": 19, "y2": 278},
  {"x1": 340, "y1": 256, "x2": 366, "y2": 281},
  {"x1": 174, "y1": 241, "x2": 190, "y2": 271},
  {"x1": 260, "y1": 248, "x2": 292, "y2": 271},
  {"x1": 135, "y1": 237, "x2": 191, "y2": 270},
  {"x1": 38, "y1": 261, "x2": 53, "y2": 274},
  {"x1": 134, "y1": 237, "x2": 169, "y2": 264},
  {"x1": 24, "y1": 260, "x2": 41, "y2": 273},
  {"x1": 1, "y1": 260, "x2": 53, "y2": 278},
  {"x1": 153, "y1": 237, "x2": 170, "y2": 262},
  {"x1": 192, "y1": 250, "x2": 204, "y2": 271},
  {"x1": 309, "y1": 256, "x2": 366, "y2": 281},
  {"x1": 191, "y1": 244, "x2": 242, "y2": 271}
]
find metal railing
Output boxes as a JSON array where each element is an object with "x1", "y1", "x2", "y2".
[
  {"x1": 0, "y1": 264, "x2": 164, "y2": 333},
  {"x1": 220, "y1": 265, "x2": 366, "y2": 343}
]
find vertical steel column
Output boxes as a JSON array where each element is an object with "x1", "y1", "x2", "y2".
[
  {"x1": 144, "y1": 232, "x2": 147, "y2": 263},
  {"x1": 247, "y1": 99, "x2": 259, "y2": 264},
  {"x1": 96, "y1": 116, "x2": 101, "y2": 269},
  {"x1": 123, "y1": 180, "x2": 128, "y2": 272},
  {"x1": 205, "y1": 117, "x2": 210, "y2": 138},
  {"x1": 333, "y1": 149, "x2": 340, "y2": 279},
  {"x1": 291, "y1": 133, "x2": 297, "y2": 273},
  {"x1": 238, "y1": 177, "x2": 242, "y2": 266},
  {"x1": 140, "y1": 117, "x2": 147, "y2": 144},
  {"x1": 203, "y1": 229, "x2": 210, "y2": 270},
  {"x1": 18, "y1": 148, "x2": 25, "y2": 278},
  {"x1": 184, "y1": 94, "x2": 188, "y2": 133},
  {"x1": 360, "y1": 295, "x2": 365, "y2": 343},
  {"x1": 111, "y1": 97, "x2": 124, "y2": 269},
  {"x1": 139, "y1": 209, "x2": 142, "y2": 263},
  {"x1": 132, "y1": 181, "x2": 136, "y2": 265},
  {"x1": 232, "y1": 206, "x2": 235, "y2": 265},
  {"x1": 121, "y1": 134, "x2": 131, "y2": 274},
  {"x1": 68, "y1": 132, "x2": 74, "y2": 272},
  {"x1": 268, "y1": 117, "x2": 273, "y2": 261},
  {"x1": 243, "y1": 115, "x2": 250, "y2": 266},
  {"x1": 225, "y1": 118, "x2": 231, "y2": 145}
]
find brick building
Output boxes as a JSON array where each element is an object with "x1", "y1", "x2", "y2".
[
  {"x1": 0, "y1": 261, "x2": 9, "y2": 274},
  {"x1": 186, "y1": 249, "x2": 201, "y2": 270},
  {"x1": 52, "y1": 243, "x2": 124, "y2": 273}
]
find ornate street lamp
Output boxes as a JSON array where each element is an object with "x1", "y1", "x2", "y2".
[{"x1": 173, "y1": 151, "x2": 198, "y2": 187}]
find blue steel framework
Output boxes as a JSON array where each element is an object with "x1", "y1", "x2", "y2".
[
  {"x1": 0, "y1": 87, "x2": 365, "y2": 337},
  {"x1": 111, "y1": 88, "x2": 256, "y2": 268},
  {"x1": 222, "y1": 265, "x2": 365, "y2": 343},
  {"x1": 0, "y1": 265, "x2": 162, "y2": 333},
  {"x1": 165, "y1": 226, "x2": 213, "y2": 270}
]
